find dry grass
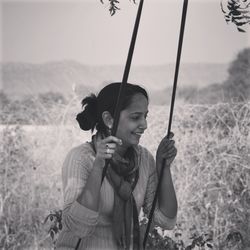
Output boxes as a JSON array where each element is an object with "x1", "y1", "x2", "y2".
[{"x1": 0, "y1": 99, "x2": 250, "y2": 249}]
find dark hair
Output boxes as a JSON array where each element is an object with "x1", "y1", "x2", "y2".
[{"x1": 76, "y1": 82, "x2": 148, "y2": 133}]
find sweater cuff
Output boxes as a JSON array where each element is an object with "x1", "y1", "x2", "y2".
[{"x1": 154, "y1": 206, "x2": 177, "y2": 230}]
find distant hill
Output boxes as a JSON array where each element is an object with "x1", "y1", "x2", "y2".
[{"x1": 1, "y1": 61, "x2": 229, "y2": 100}]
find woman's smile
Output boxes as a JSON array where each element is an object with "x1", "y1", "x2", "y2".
[{"x1": 116, "y1": 93, "x2": 148, "y2": 148}]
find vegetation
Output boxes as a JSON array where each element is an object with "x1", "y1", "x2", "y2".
[
  {"x1": 100, "y1": 0, "x2": 250, "y2": 31},
  {"x1": 178, "y1": 48, "x2": 250, "y2": 104},
  {"x1": 224, "y1": 48, "x2": 250, "y2": 101},
  {"x1": 1, "y1": 48, "x2": 249, "y2": 124},
  {"x1": 0, "y1": 99, "x2": 250, "y2": 249},
  {"x1": 100, "y1": 0, "x2": 136, "y2": 16},
  {"x1": 221, "y1": 0, "x2": 250, "y2": 32},
  {"x1": 1, "y1": 47, "x2": 249, "y2": 249}
]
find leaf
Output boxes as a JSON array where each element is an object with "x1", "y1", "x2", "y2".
[
  {"x1": 43, "y1": 215, "x2": 49, "y2": 224},
  {"x1": 238, "y1": 9, "x2": 250, "y2": 14},
  {"x1": 235, "y1": 20, "x2": 248, "y2": 26},
  {"x1": 237, "y1": 26, "x2": 246, "y2": 32},
  {"x1": 233, "y1": 15, "x2": 247, "y2": 20},
  {"x1": 207, "y1": 243, "x2": 213, "y2": 248},
  {"x1": 221, "y1": 2, "x2": 227, "y2": 14},
  {"x1": 50, "y1": 230, "x2": 54, "y2": 240}
]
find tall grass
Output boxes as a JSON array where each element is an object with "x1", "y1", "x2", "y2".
[{"x1": 0, "y1": 98, "x2": 249, "y2": 249}]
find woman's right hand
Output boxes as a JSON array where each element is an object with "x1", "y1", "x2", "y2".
[{"x1": 95, "y1": 135, "x2": 122, "y2": 166}]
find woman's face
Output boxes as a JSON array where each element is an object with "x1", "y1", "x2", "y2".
[{"x1": 116, "y1": 93, "x2": 148, "y2": 148}]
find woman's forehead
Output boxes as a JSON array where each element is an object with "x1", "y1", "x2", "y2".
[{"x1": 125, "y1": 93, "x2": 148, "y2": 112}]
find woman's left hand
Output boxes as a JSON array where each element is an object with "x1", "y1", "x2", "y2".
[{"x1": 156, "y1": 132, "x2": 177, "y2": 170}]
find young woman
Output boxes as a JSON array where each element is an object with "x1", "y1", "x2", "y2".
[{"x1": 56, "y1": 82, "x2": 178, "y2": 250}]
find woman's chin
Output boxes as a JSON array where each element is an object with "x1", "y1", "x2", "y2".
[
  {"x1": 130, "y1": 137, "x2": 141, "y2": 145},
  {"x1": 120, "y1": 134, "x2": 141, "y2": 148},
  {"x1": 123, "y1": 139, "x2": 140, "y2": 148}
]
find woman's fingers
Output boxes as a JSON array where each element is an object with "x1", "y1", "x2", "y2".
[
  {"x1": 105, "y1": 142, "x2": 117, "y2": 149},
  {"x1": 158, "y1": 140, "x2": 175, "y2": 153},
  {"x1": 159, "y1": 133, "x2": 175, "y2": 147},
  {"x1": 162, "y1": 148, "x2": 177, "y2": 158},
  {"x1": 161, "y1": 132, "x2": 174, "y2": 141},
  {"x1": 102, "y1": 136, "x2": 122, "y2": 145},
  {"x1": 157, "y1": 133, "x2": 177, "y2": 166},
  {"x1": 168, "y1": 132, "x2": 174, "y2": 139},
  {"x1": 161, "y1": 150, "x2": 177, "y2": 160},
  {"x1": 156, "y1": 133, "x2": 176, "y2": 171},
  {"x1": 97, "y1": 147, "x2": 114, "y2": 159},
  {"x1": 96, "y1": 135, "x2": 122, "y2": 160}
]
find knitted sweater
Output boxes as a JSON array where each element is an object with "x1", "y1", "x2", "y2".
[{"x1": 56, "y1": 142, "x2": 176, "y2": 250}]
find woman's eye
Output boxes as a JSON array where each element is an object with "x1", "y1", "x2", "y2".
[
  {"x1": 130, "y1": 113, "x2": 148, "y2": 120},
  {"x1": 131, "y1": 116, "x2": 139, "y2": 120}
]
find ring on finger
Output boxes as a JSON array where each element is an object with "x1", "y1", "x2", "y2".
[
  {"x1": 106, "y1": 148, "x2": 111, "y2": 154},
  {"x1": 105, "y1": 143, "x2": 109, "y2": 149}
]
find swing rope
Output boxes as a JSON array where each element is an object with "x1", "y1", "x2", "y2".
[
  {"x1": 75, "y1": 3, "x2": 145, "y2": 249},
  {"x1": 75, "y1": 2, "x2": 144, "y2": 249},
  {"x1": 101, "y1": 0, "x2": 144, "y2": 182},
  {"x1": 143, "y1": 0, "x2": 189, "y2": 248}
]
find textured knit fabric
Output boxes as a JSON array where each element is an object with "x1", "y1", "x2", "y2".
[{"x1": 56, "y1": 142, "x2": 176, "y2": 250}]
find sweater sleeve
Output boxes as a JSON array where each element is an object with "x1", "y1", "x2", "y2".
[
  {"x1": 143, "y1": 150, "x2": 176, "y2": 230},
  {"x1": 61, "y1": 144, "x2": 99, "y2": 238}
]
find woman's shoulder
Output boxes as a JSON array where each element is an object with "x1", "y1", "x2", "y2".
[
  {"x1": 65, "y1": 142, "x2": 95, "y2": 163},
  {"x1": 61, "y1": 143, "x2": 95, "y2": 182}
]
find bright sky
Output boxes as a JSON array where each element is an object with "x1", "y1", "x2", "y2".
[{"x1": 1, "y1": 0, "x2": 250, "y2": 65}]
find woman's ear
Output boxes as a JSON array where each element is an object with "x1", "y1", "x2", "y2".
[{"x1": 102, "y1": 111, "x2": 113, "y2": 129}]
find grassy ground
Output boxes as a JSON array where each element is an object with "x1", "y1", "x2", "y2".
[{"x1": 0, "y1": 101, "x2": 250, "y2": 249}]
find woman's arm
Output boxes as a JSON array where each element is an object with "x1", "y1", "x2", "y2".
[
  {"x1": 61, "y1": 145, "x2": 101, "y2": 239},
  {"x1": 76, "y1": 157, "x2": 104, "y2": 211},
  {"x1": 76, "y1": 135, "x2": 122, "y2": 211},
  {"x1": 61, "y1": 135, "x2": 121, "y2": 239},
  {"x1": 157, "y1": 164, "x2": 178, "y2": 219},
  {"x1": 142, "y1": 149, "x2": 177, "y2": 230},
  {"x1": 156, "y1": 132, "x2": 178, "y2": 219}
]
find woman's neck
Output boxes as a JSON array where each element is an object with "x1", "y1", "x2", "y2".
[{"x1": 116, "y1": 144, "x2": 129, "y2": 157}]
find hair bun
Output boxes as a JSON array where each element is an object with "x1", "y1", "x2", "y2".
[{"x1": 76, "y1": 94, "x2": 98, "y2": 131}]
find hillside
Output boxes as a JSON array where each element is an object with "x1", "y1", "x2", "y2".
[{"x1": 1, "y1": 61, "x2": 229, "y2": 99}]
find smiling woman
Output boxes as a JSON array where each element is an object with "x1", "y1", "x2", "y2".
[
  {"x1": 55, "y1": 82, "x2": 178, "y2": 250},
  {"x1": 115, "y1": 93, "x2": 148, "y2": 148}
]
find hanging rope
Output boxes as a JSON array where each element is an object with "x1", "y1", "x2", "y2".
[
  {"x1": 102, "y1": 0, "x2": 144, "y2": 182},
  {"x1": 143, "y1": 0, "x2": 189, "y2": 248},
  {"x1": 75, "y1": 4, "x2": 144, "y2": 248},
  {"x1": 75, "y1": 2, "x2": 144, "y2": 249}
]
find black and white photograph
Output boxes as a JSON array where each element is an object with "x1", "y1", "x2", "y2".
[{"x1": 0, "y1": 0, "x2": 250, "y2": 249}]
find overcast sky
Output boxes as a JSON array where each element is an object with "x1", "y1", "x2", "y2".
[{"x1": 1, "y1": 0, "x2": 250, "y2": 65}]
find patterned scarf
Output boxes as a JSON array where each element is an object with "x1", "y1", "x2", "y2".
[{"x1": 106, "y1": 149, "x2": 140, "y2": 250}]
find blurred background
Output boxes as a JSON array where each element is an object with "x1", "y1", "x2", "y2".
[{"x1": 0, "y1": 0, "x2": 250, "y2": 249}]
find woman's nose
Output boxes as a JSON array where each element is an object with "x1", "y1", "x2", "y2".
[{"x1": 140, "y1": 118, "x2": 147, "y2": 130}]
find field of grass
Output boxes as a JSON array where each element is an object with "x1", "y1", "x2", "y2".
[{"x1": 0, "y1": 100, "x2": 250, "y2": 249}]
